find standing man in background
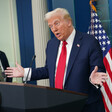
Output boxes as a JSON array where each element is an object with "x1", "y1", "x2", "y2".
[
  {"x1": 0, "y1": 51, "x2": 12, "y2": 82},
  {"x1": 5, "y1": 8, "x2": 107, "y2": 112}
]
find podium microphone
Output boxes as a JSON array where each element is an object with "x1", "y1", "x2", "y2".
[{"x1": 24, "y1": 55, "x2": 36, "y2": 84}]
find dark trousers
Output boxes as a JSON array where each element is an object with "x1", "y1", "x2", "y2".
[{"x1": 82, "y1": 100, "x2": 105, "y2": 112}]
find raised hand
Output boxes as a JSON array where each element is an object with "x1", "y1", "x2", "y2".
[
  {"x1": 5, "y1": 62, "x2": 24, "y2": 78},
  {"x1": 90, "y1": 66, "x2": 108, "y2": 86}
]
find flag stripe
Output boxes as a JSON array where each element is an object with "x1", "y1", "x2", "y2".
[
  {"x1": 106, "y1": 72, "x2": 112, "y2": 94},
  {"x1": 106, "y1": 52, "x2": 112, "y2": 72},
  {"x1": 101, "y1": 86, "x2": 112, "y2": 112},
  {"x1": 101, "y1": 89, "x2": 110, "y2": 112},
  {"x1": 109, "y1": 48, "x2": 112, "y2": 60},
  {"x1": 103, "y1": 57, "x2": 112, "y2": 81},
  {"x1": 103, "y1": 82, "x2": 112, "y2": 104}
]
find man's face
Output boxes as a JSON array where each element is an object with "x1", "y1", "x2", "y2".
[{"x1": 48, "y1": 15, "x2": 71, "y2": 41}]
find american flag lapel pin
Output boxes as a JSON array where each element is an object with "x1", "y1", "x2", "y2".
[{"x1": 77, "y1": 44, "x2": 80, "y2": 47}]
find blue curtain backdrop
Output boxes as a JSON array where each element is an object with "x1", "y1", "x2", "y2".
[
  {"x1": 16, "y1": 0, "x2": 36, "y2": 84},
  {"x1": 109, "y1": 0, "x2": 112, "y2": 42},
  {"x1": 74, "y1": 0, "x2": 91, "y2": 32}
]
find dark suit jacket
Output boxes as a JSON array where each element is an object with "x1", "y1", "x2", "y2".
[
  {"x1": 0, "y1": 51, "x2": 12, "y2": 82},
  {"x1": 31, "y1": 30, "x2": 105, "y2": 112}
]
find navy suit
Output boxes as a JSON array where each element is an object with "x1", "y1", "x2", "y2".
[
  {"x1": 0, "y1": 51, "x2": 12, "y2": 82},
  {"x1": 31, "y1": 30, "x2": 105, "y2": 112}
]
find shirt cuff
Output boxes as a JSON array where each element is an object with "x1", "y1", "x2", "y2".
[{"x1": 23, "y1": 68, "x2": 32, "y2": 82}]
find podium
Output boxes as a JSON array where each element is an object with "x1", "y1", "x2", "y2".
[{"x1": 0, "y1": 82, "x2": 88, "y2": 112}]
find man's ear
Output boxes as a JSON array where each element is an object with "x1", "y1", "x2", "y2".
[{"x1": 67, "y1": 20, "x2": 72, "y2": 27}]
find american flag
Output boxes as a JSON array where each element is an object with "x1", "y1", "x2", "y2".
[{"x1": 88, "y1": 9, "x2": 112, "y2": 112}]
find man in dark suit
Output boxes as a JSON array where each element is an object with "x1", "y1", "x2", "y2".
[
  {"x1": 0, "y1": 51, "x2": 12, "y2": 82},
  {"x1": 5, "y1": 8, "x2": 107, "y2": 112}
]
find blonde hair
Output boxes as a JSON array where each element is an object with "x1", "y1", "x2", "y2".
[{"x1": 45, "y1": 8, "x2": 72, "y2": 22}]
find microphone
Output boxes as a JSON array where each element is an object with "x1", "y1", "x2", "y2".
[{"x1": 24, "y1": 55, "x2": 36, "y2": 84}]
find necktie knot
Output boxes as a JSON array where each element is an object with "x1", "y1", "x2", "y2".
[{"x1": 63, "y1": 41, "x2": 67, "y2": 46}]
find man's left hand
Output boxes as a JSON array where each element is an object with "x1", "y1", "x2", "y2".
[{"x1": 90, "y1": 66, "x2": 108, "y2": 86}]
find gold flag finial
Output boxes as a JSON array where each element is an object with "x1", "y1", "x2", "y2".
[{"x1": 89, "y1": 0, "x2": 97, "y2": 12}]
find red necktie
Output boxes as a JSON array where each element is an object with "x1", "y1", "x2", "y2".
[{"x1": 55, "y1": 41, "x2": 67, "y2": 89}]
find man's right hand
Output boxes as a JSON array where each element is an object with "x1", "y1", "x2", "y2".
[{"x1": 5, "y1": 62, "x2": 24, "y2": 78}]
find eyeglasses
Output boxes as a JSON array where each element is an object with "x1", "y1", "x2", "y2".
[{"x1": 48, "y1": 20, "x2": 60, "y2": 30}]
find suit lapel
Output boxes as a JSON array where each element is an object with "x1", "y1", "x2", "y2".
[
  {"x1": 50, "y1": 38, "x2": 60, "y2": 86},
  {"x1": 65, "y1": 30, "x2": 83, "y2": 83}
]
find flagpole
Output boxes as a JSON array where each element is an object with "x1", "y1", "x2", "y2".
[
  {"x1": 89, "y1": 0, "x2": 96, "y2": 36},
  {"x1": 89, "y1": 0, "x2": 97, "y2": 12}
]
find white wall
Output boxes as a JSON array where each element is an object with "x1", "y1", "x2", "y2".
[{"x1": 0, "y1": 0, "x2": 21, "y2": 82}]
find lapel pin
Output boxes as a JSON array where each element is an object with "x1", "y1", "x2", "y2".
[{"x1": 77, "y1": 44, "x2": 80, "y2": 47}]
